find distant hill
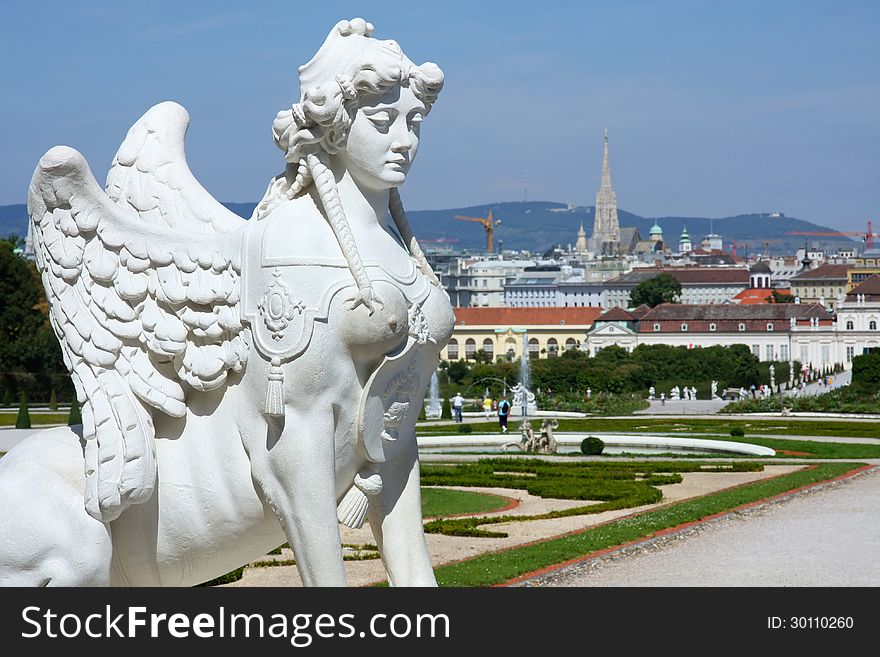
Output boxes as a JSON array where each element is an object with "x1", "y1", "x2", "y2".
[{"x1": 1, "y1": 200, "x2": 857, "y2": 255}]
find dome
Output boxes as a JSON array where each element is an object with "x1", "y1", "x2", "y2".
[
  {"x1": 750, "y1": 260, "x2": 772, "y2": 274},
  {"x1": 649, "y1": 220, "x2": 663, "y2": 236}
]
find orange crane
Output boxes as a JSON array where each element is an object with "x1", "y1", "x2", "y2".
[
  {"x1": 786, "y1": 221, "x2": 877, "y2": 249},
  {"x1": 454, "y1": 209, "x2": 502, "y2": 253}
]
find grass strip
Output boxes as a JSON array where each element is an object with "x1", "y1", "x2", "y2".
[
  {"x1": 422, "y1": 487, "x2": 512, "y2": 517},
  {"x1": 431, "y1": 462, "x2": 862, "y2": 587},
  {"x1": 668, "y1": 434, "x2": 880, "y2": 459},
  {"x1": 418, "y1": 417, "x2": 880, "y2": 439},
  {"x1": 0, "y1": 412, "x2": 69, "y2": 426}
]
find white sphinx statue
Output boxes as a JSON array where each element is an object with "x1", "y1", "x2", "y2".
[{"x1": 0, "y1": 18, "x2": 453, "y2": 587}]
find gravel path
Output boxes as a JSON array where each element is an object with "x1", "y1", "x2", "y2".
[{"x1": 522, "y1": 466, "x2": 880, "y2": 587}]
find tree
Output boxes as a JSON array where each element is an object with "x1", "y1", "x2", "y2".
[
  {"x1": 770, "y1": 289, "x2": 795, "y2": 303},
  {"x1": 441, "y1": 397, "x2": 452, "y2": 420},
  {"x1": 629, "y1": 273, "x2": 682, "y2": 308},
  {"x1": 447, "y1": 360, "x2": 470, "y2": 385},
  {"x1": 15, "y1": 393, "x2": 31, "y2": 429},
  {"x1": 0, "y1": 238, "x2": 71, "y2": 402},
  {"x1": 68, "y1": 396, "x2": 82, "y2": 426}
]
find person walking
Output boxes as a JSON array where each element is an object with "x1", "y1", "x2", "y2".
[
  {"x1": 482, "y1": 396, "x2": 493, "y2": 419},
  {"x1": 452, "y1": 392, "x2": 464, "y2": 423},
  {"x1": 498, "y1": 396, "x2": 511, "y2": 433}
]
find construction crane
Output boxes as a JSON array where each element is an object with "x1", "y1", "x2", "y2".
[
  {"x1": 454, "y1": 209, "x2": 502, "y2": 253},
  {"x1": 786, "y1": 220, "x2": 877, "y2": 250}
]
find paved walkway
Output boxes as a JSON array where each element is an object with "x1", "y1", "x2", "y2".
[{"x1": 526, "y1": 466, "x2": 880, "y2": 587}]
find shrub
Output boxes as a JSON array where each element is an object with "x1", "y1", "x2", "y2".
[
  {"x1": 49, "y1": 389, "x2": 58, "y2": 412},
  {"x1": 68, "y1": 397, "x2": 82, "y2": 426},
  {"x1": 730, "y1": 427, "x2": 745, "y2": 438},
  {"x1": 15, "y1": 393, "x2": 31, "y2": 429},
  {"x1": 456, "y1": 424, "x2": 473, "y2": 434},
  {"x1": 852, "y1": 351, "x2": 880, "y2": 389},
  {"x1": 441, "y1": 398, "x2": 452, "y2": 420},
  {"x1": 580, "y1": 436, "x2": 604, "y2": 455}
]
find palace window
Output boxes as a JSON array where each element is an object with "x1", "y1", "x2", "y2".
[
  {"x1": 528, "y1": 338, "x2": 540, "y2": 360},
  {"x1": 846, "y1": 320, "x2": 854, "y2": 330},
  {"x1": 547, "y1": 338, "x2": 558, "y2": 358},
  {"x1": 565, "y1": 338, "x2": 577, "y2": 351},
  {"x1": 767, "y1": 323, "x2": 774, "y2": 331},
  {"x1": 447, "y1": 339, "x2": 459, "y2": 360},
  {"x1": 846, "y1": 346, "x2": 855, "y2": 362},
  {"x1": 654, "y1": 323, "x2": 661, "y2": 332},
  {"x1": 680, "y1": 323, "x2": 688, "y2": 332},
  {"x1": 871, "y1": 320, "x2": 878, "y2": 330},
  {"x1": 465, "y1": 338, "x2": 476, "y2": 359},
  {"x1": 739, "y1": 323, "x2": 746, "y2": 332},
  {"x1": 709, "y1": 323, "x2": 716, "y2": 332},
  {"x1": 482, "y1": 338, "x2": 494, "y2": 359}
]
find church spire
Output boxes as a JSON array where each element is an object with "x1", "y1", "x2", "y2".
[
  {"x1": 601, "y1": 128, "x2": 612, "y2": 190},
  {"x1": 591, "y1": 128, "x2": 620, "y2": 255}
]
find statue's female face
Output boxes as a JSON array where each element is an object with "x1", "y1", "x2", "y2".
[{"x1": 339, "y1": 83, "x2": 425, "y2": 192}]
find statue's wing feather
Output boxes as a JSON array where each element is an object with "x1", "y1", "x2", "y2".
[
  {"x1": 28, "y1": 145, "x2": 248, "y2": 522},
  {"x1": 105, "y1": 101, "x2": 246, "y2": 233}
]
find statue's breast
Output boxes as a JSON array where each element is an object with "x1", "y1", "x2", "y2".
[{"x1": 241, "y1": 212, "x2": 433, "y2": 363}]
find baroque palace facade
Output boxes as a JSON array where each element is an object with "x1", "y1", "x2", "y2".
[{"x1": 443, "y1": 276, "x2": 880, "y2": 371}]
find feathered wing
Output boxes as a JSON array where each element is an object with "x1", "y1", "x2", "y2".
[
  {"x1": 105, "y1": 101, "x2": 246, "y2": 234},
  {"x1": 28, "y1": 144, "x2": 248, "y2": 523}
]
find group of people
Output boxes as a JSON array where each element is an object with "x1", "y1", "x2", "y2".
[{"x1": 450, "y1": 392, "x2": 511, "y2": 433}]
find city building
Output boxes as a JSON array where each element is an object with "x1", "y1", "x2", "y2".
[
  {"x1": 584, "y1": 303, "x2": 837, "y2": 369},
  {"x1": 649, "y1": 220, "x2": 663, "y2": 248},
  {"x1": 848, "y1": 248, "x2": 880, "y2": 289},
  {"x1": 440, "y1": 256, "x2": 535, "y2": 307},
  {"x1": 749, "y1": 261, "x2": 772, "y2": 289},
  {"x1": 575, "y1": 222, "x2": 588, "y2": 254},
  {"x1": 834, "y1": 275, "x2": 880, "y2": 365},
  {"x1": 789, "y1": 263, "x2": 850, "y2": 310},
  {"x1": 678, "y1": 225, "x2": 692, "y2": 253},
  {"x1": 504, "y1": 267, "x2": 608, "y2": 309},
  {"x1": 603, "y1": 267, "x2": 750, "y2": 308},
  {"x1": 442, "y1": 307, "x2": 602, "y2": 361}
]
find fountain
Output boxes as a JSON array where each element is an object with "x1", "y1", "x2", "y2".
[
  {"x1": 511, "y1": 331, "x2": 536, "y2": 417},
  {"x1": 425, "y1": 370, "x2": 442, "y2": 419}
]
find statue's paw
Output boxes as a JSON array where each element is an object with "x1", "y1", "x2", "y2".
[{"x1": 346, "y1": 288, "x2": 383, "y2": 315}]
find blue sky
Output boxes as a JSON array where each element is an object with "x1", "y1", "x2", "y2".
[{"x1": 1, "y1": 1, "x2": 877, "y2": 231}]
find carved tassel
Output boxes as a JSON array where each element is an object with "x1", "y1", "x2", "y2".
[
  {"x1": 337, "y1": 471, "x2": 384, "y2": 529},
  {"x1": 265, "y1": 357, "x2": 284, "y2": 416}
]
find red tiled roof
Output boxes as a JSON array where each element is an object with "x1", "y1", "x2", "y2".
[
  {"x1": 640, "y1": 303, "x2": 832, "y2": 322},
  {"x1": 596, "y1": 307, "x2": 636, "y2": 321},
  {"x1": 791, "y1": 263, "x2": 850, "y2": 281},
  {"x1": 454, "y1": 307, "x2": 602, "y2": 327},
  {"x1": 630, "y1": 304, "x2": 652, "y2": 319},
  {"x1": 732, "y1": 288, "x2": 773, "y2": 304},
  {"x1": 847, "y1": 274, "x2": 880, "y2": 300}
]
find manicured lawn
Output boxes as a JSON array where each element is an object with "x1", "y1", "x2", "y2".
[
  {"x1": 0, "y1": 412, "x2": 68, "y2": 426},
  {"x1": 421, "y1": 459, "x2": 763, "y2": 537},
  {"x1": 421, "y1": 487, "x2": 511, "y2": 517},
  {"x1": 677, "y1": 434, "x2": 880, "y2": 459},
  {"x1": 431, "y1": 461, "x2": 862, "y2": 586}
]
